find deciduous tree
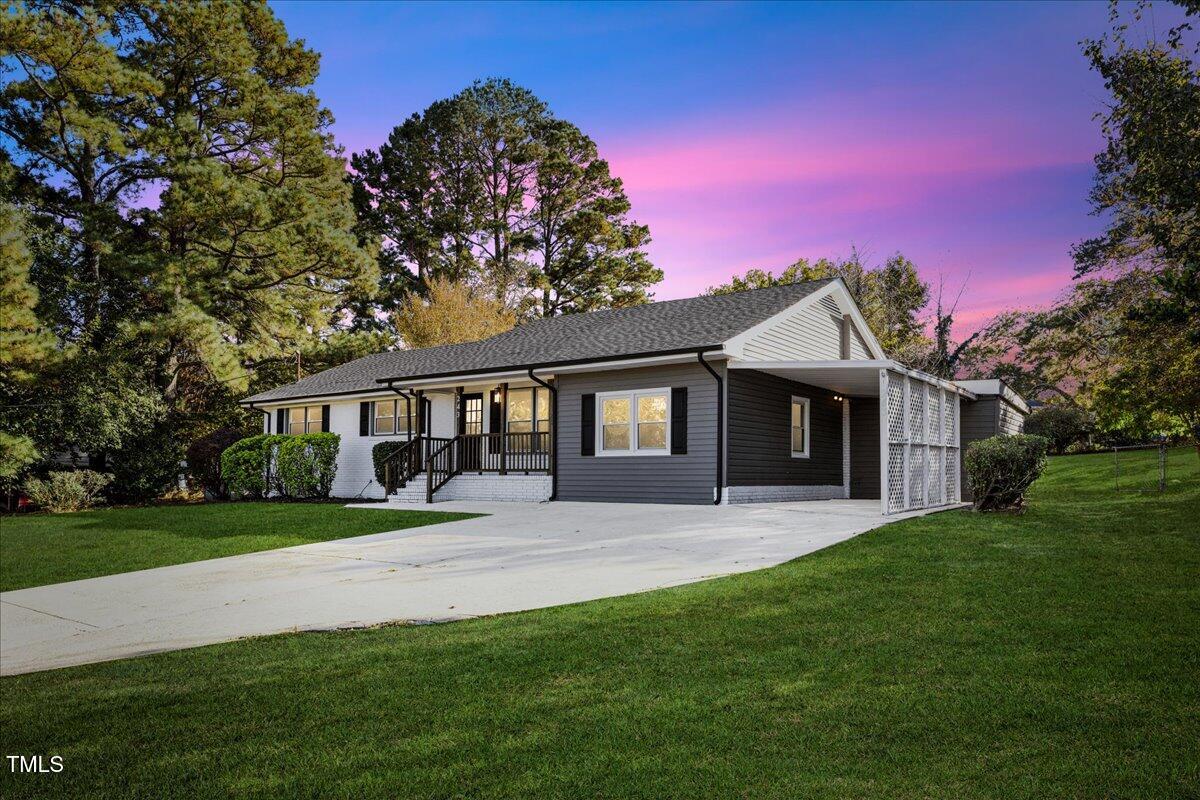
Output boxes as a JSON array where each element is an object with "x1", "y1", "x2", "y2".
[{"x1": 393, "y1": 277, "x2": 515, "y2": 349}]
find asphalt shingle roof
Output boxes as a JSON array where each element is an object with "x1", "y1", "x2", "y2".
[{"x1": 242, "y1": 279, "x2": 835, "y2": 404}]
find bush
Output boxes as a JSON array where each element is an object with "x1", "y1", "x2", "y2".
[
  {"x1": 964, "y1": 434, "x2": 1049, "y2": 512},
  {"x1": 24, "y1": 470, "x2": 112, "y2": 513},
  {"x1": 107, "y1": 424, "x2": 184, "y2": 503},
  {"x1": 221, "y1": 434, "x2": 278, "y2": 499},
  {"x1": 372, "y1": 440, "x2": 410, "y2": 486},
  {"x1": 1025, "y1": 405, "x2": 1091, "y2": 454},
  {"x1": 277, "y1": 433, "x2": 340, "y2": 499},
  {"x1": 186, "y1": 427, "x2": 245, "y2": 499}
]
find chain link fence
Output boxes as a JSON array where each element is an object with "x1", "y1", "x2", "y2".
[{"x1": 1112, "y1": 444, "x2": 1199, "y2": 492}]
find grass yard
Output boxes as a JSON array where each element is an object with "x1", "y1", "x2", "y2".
[
  {"x1": 0, "y1": 503, "x2": 479, "y2": 592},
  {"x1": 1, "y1": 449, "x2": 1197, "y2": 799}
]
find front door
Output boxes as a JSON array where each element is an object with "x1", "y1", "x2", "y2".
[{"x1": 459, "y1": 393, "x2": 483, "y2": 470}]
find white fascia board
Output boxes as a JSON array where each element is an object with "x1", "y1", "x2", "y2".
[
  {"x1": 729, "y1": 359, "x2": 975, "y2": 398},
  {"x1": 728, "y1": 359, "x2": 895, "y2": 371},
  {"x1": 721, "y1": 279, "x2": 887, "y2": 360}
]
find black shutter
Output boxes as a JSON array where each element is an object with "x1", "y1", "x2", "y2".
[
  {"x1": 489, "y1": 392, "x2": 502, "y2": 434},
  {"x1": 671, "y1": 387, "x2": 688, "y2": 455},
  {"x1": 423, "y1": 398, "x2": 432, "y2": 435},
  {"x1": 276, "y1": 409, "x2": 286, "y2": 435},
  {"x1": 321, "y1": 404, "x2": 330, "y2": 432},
  {"x1": 581, "y1": 393, "x2": 596, "y2": 456},
  {"x1": 359, "y1": 402, "x2": 370, "y2": 436}
]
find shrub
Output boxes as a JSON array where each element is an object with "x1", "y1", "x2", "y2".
[
  {"x1": 1025, "y1": 405, "x2": 1091, "y2": 454},
  {"x1": 277, "y1": 433, "x2": 340, "y2": 499},
  {"x1": 372, "y1": 440, "x2": 410, "y2": 486},
  {"x1": 221, "y1": 435, "x2": 278, "y2": 499},
  {"x1": 107, "y1": 424, "x2": 184, "y2": 503},
  {"x1": 964, "y1": 434, "x2": 1049, "y2": 512},
  {"x1": 186, "y1": 427, "x2": 245, "y2": 499},
  {"x1": 24, "y1": 470, "x2": 112, "y2": 513}
]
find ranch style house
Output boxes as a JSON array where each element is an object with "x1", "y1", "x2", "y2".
[{"x1": 242, "y1": 279, "x2": 1028, "y2": 513}]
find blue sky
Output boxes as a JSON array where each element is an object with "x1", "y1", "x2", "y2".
[{"x1": 271, "y1": 0, "x2": 1185, "y2": 329}]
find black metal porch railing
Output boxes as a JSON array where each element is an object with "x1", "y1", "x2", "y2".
[
  {"x1": 425, "y1": 436, "x2": 458, "y2": 503},
  {"x1": 459, "y1": 431, "x2": 551, "y2": 474},
  {"x1": 382, "y1": 432, "x2": 552, "y2": 500},
  {"x1": 382, "y1": 435, "x2": 423, "y2": 496}
]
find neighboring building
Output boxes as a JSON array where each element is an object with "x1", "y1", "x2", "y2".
[{"x1": 241, "y1": 279, "x2": 1026, "y2": 513}]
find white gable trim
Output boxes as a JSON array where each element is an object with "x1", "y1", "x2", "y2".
[{"x1": 722, "y1": 279, "x2": 886, "y2": 360}]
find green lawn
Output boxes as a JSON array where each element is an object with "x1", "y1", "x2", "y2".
[
  {"x1": 0, "y1": 503, "x2": 478, "y2": 592},
  {"x1": 2, "y1": 450, "x2": 1197, "y2": 799}
]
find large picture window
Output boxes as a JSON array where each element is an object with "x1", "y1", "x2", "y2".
[
  {"x1": 373, "y1": 399, "x2": 414, "y2": 436},
  {"x1": 790, "y1": 396, "x2": 810, "y2": 458},
  {"x1": 287, "y1": 406, "x2": 323, "y2": 435},
  {"x1": 597, "y1": 388, "x2": 670, "y2": 455}
]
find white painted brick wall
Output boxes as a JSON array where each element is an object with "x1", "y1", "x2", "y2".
[
  {"x1": 262, "y1": 394, "x2": 459, "y2": 501},
  {"x1": 724, "y1": 485, "x2": 844, "y2": 503},
  {"x1": 389, "y1": 474, "x2": 552, "y2": 504}
]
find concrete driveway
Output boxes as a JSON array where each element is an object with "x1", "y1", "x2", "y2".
[{"x1": 0, "y1": 500, "x2": 950, "y2": 675}]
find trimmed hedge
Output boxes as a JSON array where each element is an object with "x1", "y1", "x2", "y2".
[
  {"x1": 964, "y1": 434, "x2": 1049, "y2": 512},
  {"x1": 372, "y1": 440, "x2": 410, "y2": 486},
  {"x1": 277, "y1": 433, "x2": 339, "y2": 499},
  {"x1": 220, "y1": 433, "x2": 339, "y2": 500},
  {"x1": 220, "y1": 435, "x2": 278, "y2": 499}
]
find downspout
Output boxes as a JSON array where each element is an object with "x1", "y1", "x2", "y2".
[
  {"x1": 528, "y1": 368, "x2": 558, "y2": 501},
  {"x1": 386, "y1": 382, "x2": 416, "y2": 437},
  {"x1": 246, "y1": 403, "x2": 271, "y2": 433},
  {"x1": 697, "y1": 352, "x2": 724, "y2": 505}
]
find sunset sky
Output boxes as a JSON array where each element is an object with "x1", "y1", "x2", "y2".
[{"x1": 272, "y1": 1, "x2": 1171, "y2": 333}]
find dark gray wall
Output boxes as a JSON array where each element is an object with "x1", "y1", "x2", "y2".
[
  {"x1": 726, "y1": 370, "x2": 842, "y2": 487},
  {"x1": 557, "y1": 362, "x2": 721, "y2": 504},
  {"x1": 849, "y1": 397, "x2": 880, "y2": 499},
  {"x1": 958, "y1": 395, "x2": 1028, "y2": 500},
  {"x1": 959, "y1": 397, "x2": 999, "y2": 501}
]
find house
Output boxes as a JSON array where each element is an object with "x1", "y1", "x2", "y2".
[{"x1": 241, "y1": 279, "x2": 1026, "y2": 513}]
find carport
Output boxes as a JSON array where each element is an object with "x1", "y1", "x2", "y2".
[{"x1": 728, "y1": 360, "x2": 975, "y2": 514}]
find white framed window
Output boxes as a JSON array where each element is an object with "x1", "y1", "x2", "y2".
[
  {"x1": 286, "y1": 406, "x2": 323, "y2": 435},
  {"x1": 597, "y1": 388, "x2": 670, "y2": 455},
  {"x1": 790, "y1": 396, "x2": 810, "y2": 458},
  {"x1": 373, "y1": 399, "x2": 413, "y2": 436},
  {"x1": 505, "y1": 388, "x2": 551, "y2": 452}
]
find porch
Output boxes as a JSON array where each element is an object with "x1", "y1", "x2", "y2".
[{"x1": 375, "y1": 378, "x2": 556, "y2": 503}]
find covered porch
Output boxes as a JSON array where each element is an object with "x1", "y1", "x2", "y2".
[
  {"x1": 374, "y1": 374, "x2": 557, "y2": 502},
  {"x1": 728, "y1": 360, "x2": 973, "y2": 515}
]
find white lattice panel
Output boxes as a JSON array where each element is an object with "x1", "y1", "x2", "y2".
[
  {"x1": 881, "y1": 371, "x2": 963, "y2": 514},
  {"x1": 939, "y1": 391, "x2": 949, "y2": 443},
  {"x1": 887, "y1": 443, "x2": 906, "y2": 513},
  {"x1": 927, "y1": 447, "x2": 942, "y2": 505},
  {"x1": 887, "y1": 374, "x2": 905, "y2": 442},
  {"x1": 945, "y1": 448, "x2": 958, "y2": 501},
  {"x1": 908, "y1": 379, "x2": 924, "y2": 444},
  {"x1": 926, "y1": 385, "x2": 937, "y2": 444},
  {"x1": 909, "y1": 446, "x2": 925, "y2": 506}
]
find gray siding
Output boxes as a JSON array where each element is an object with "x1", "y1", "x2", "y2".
[
  {"x1": 726, "y1": 370, "x2": 842, "y2": 487},
  {"x1": 557, "y1": 362, "x2": 721, "y2": 504},
  {"x1": 959, "y1": 397, "x2": 998, "y2": 501},
  {"x1": 849, "y1": 397, "x2": 880, "y2": 499}
]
